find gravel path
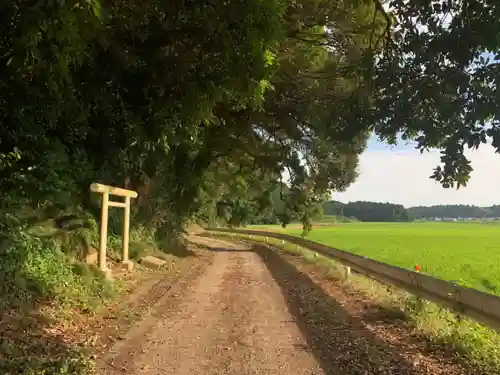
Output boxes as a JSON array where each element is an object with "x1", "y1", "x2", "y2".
[{"x1": 98, "y1": 236, "x2": 472, "y2": 375}]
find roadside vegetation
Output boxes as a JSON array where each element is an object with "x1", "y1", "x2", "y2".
[
  {"x1": 211, "y1": 231, "x2": 500, "y2": 374},
  {"x1": 0, "y1": 211, "x2": 191, "y2": 374}
]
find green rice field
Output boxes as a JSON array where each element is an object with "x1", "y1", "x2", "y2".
[{"x1": 253, "y1": 222, "x2": 500, "y2": 295}]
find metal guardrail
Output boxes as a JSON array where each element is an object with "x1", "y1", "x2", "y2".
[{"x1": 207, "y1": 227, "x2": 500, "y2": 333}]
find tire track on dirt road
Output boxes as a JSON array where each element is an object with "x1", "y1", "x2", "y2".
[{"x1": 98, "y1": 236, "x2": 472, "y2": 375}]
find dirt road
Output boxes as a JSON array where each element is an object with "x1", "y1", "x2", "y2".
[{"x1": 98, "y1": 236, "x2": 471, "y2": 375}]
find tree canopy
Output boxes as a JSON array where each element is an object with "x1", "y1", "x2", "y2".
[{"x1": 1, "y1": 0, "x2": 500, "y2": 238}]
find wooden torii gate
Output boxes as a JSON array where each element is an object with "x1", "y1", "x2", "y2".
[{"x1": 90, "y1": 183, "x2": 138, "y2": 278}]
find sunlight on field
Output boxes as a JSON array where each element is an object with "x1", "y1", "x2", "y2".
[{"x1": 252, "y1": 222, "x2": 500, "y2": 295}]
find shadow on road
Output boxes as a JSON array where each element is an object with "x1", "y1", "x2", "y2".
[{"x1": 252, "y1": 244, "x2": 430, "y2": 375}]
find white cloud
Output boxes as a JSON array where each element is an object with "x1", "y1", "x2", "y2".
[{"x1": 333, "y1": 145, "x2": 500, "y2": 207}]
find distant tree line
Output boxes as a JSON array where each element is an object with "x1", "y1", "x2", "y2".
[
  {"x1": 322, "y1": 202, "x2": 500, "y2": 222},
  {"x1": 323, "y1": 201, "x2": 412, "y2": 222},
  {"x1": 408, "y1": 205, "x2": 500, "y2": 219}
]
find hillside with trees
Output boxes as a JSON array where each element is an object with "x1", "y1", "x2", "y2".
[{"x1": 3, "y1": 0, "x2": 500, "y2": 371}]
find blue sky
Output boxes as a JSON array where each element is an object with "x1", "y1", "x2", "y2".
[{"x1": 334, "y1": 134, "x2": 500, "y2": 207}]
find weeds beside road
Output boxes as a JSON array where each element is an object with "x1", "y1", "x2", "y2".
[{"x1": 0, "y1": 228, "x2": 207, "y2": 375}]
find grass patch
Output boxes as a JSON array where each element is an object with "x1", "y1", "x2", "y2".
[{"x1": 211, "y1": 231, "x2": 500, "y2": 374}]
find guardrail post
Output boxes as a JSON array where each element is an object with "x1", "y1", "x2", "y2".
[
  {"x1": 451, "y1": 284, "x2": 464, "y2": 321},
  {"x1": 344, "y1": 266, "x2": 351, "y2": 279},
  {"x1": 413, "y1": 265, "x2": 423, "y2": 311}
]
